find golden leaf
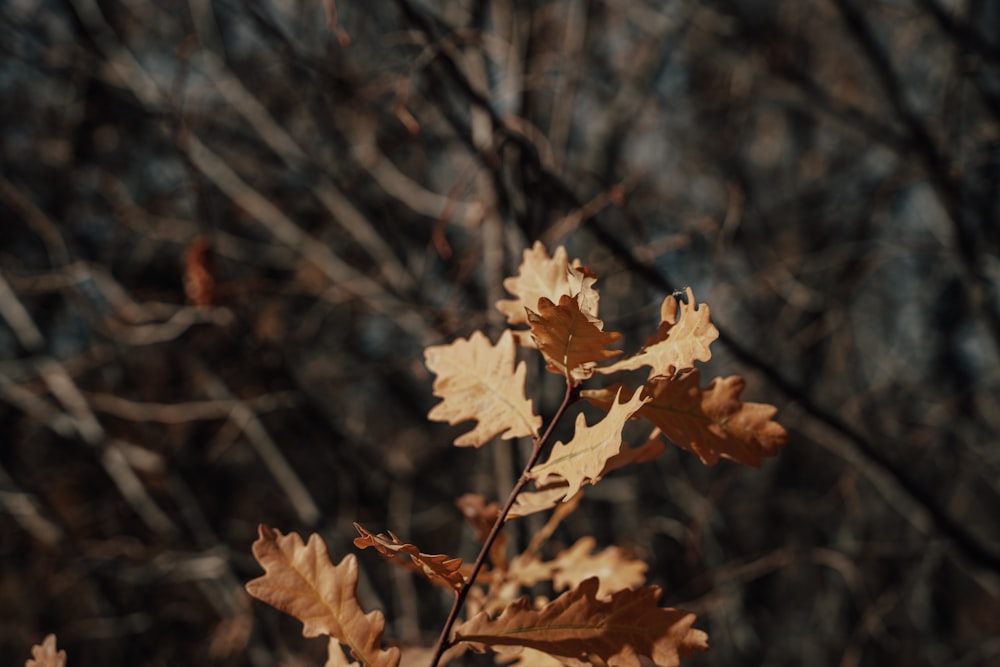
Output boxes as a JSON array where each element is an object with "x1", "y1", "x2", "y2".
[
  {"x1": 585, "y1": 372, "x2": 789, "y2": 467},
  {"x1": 245, "y1": 525, "x2": 400, "y2": 667},
  {"x1": 454, "y1": 578, "x2": 708, "y2": 667},
  {"x1": 508, "y1": 482, "x2": 571, "y2": 519},
  {"x1": 496, "y1": 242, "x2": 600, "y2": 334},
  {"x1": 551, "y1": 537, "x2": 647, "y2": 600},
  {"x1": 598, "y1": 434, "x2": 667, "y2": 477},
  {"x1": 456, "y1": 494, "x2": 507, "y2": 570},
  {"x1": 425, "y1": 329, "x2": 541, "y2": 447},
  {"x1": 25, "y1": 634, "x2": 66, "y2": 667},
  {"x1": 597, "y1": 288, "x2": 717, "y2": 377},
  {"x1": 527, "y1": 295, "x2": 622, "y2": 384},
  {"x1": 530, "y1": 388, "x2": 649, "y2": 499},
  {"x1": 353, "y1": 523, "x2": 465, "y2": 590}
]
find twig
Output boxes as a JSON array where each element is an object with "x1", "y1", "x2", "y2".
[{"x1": 428, "y1": 380, "x2": 579, "y2": 667}]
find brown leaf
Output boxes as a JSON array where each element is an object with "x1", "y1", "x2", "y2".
[
  {"x1": 397, "y1": 643, "x2": 469, "y2": 667},
  {"x1": 527, "y1": 295, "x2": 622, "y2": 384},
  {"x1": 425, "y1": 329, "x2": 541, "y2": 447},
  {"x1": 25, "y1": 634, "x2": 66, "y2": 667},
  {"x1": 598, "y1": 434, "x2": 667, "y2": 477},
  {"x1": 455, "y1": 493, "x2": 501, "y2": 543},
  {"x1": 586, "y1": 372, "x2": 789, "y2": 467},
  {"x1": 551, "y1": 537, "x2": 647, "y2": 600},
  {"x1": 353, "y1": 523, "x2": 466, "y2": 590},
  {"x1": 485, "y1": 535, "x2": 647, "y2": 613},
  {"x1": 496, "y1": 647, "x2": 568, "y2": 667},
  {"x1": 530, "y1": 388, "x2": 649, "y2": 499},
  {"x1": 245, "y1": 525, "x2": 400, "y2": 667},
  {"x1": 496, "y1": 242, "x2": 600, "y2": 333},
  {"x1": 456, "y1": 494, "x2": 507, "y2": 570},
  {"x1": 597, "y1": 288, "x2": 717, "y2": 377},
  {"x1": 325, "y1": 638, "x2": 358, "y2": 667},
  {"x1": 453, "y1": 578, "x2": 709, "y2": 667},
  {"x1": 508, "y1": 481, "x2": 571, "y2": 519}
]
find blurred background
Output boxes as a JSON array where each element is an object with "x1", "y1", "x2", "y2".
[{"x1": 2, "y1": 0, "x2": 999, "y2": 665}]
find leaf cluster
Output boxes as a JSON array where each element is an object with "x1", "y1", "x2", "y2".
[{"x1": 238, "y1": 243, "x2": 789, "y2": 667}]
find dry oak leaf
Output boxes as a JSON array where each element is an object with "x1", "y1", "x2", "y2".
[
  {"x1": 245, "y1": 525, "x2": 400, "y2": 667},
  {"x1": 456, "y1": 494, "x2": 502, "y2": 543},
  {"x1": 453, "y1": 577, "x2": 708, "y2": 667},
  {"x1": 496, "y1": 647, "x2": 568, "y2": 667},
  {"x1": 353, "y1": 522, "x2": 465, "y2": 590},
  {"x1": 496, "y1": 242, "x2": 600, "y2": 331},
  {"x1": 530, "y1": 387, "x2": 649, "y2": 500},
  {"x1": 396, "y1": 643, "x2": 469, "y2": 667},
  {"x1": 477, "y1": 552, "x2": 561, "y2": 615},
  {"x1": 585, "y1": 372, "x2": 788, "y2": 467},
  {"x1": 508, "y1": 481, "x2": 571, "y2": 518},
  {"x1": 425, "y1": 329, "x2": 541, "y2": 447},
  {"x1": 598, "y1": 434, "x2": 667, "y2": 478},
  {"x1": 456, "y1": 494, "x2": 508, "y2": 570},
  {"x1": 26, "y1": 634, "x2": 66, "y2": 667},
  {"x1": 528, "y1": 295, "x2": 622, "y2": 384},
  {"x1": 552, "y1": 537, "x2": 648, "y2": 600},
  {"x1": 597, "y1": 288, "x2": 717, "y2": 378}
]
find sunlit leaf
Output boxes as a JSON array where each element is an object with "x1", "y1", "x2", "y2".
[
  {"x1": 245, "y1": 525, "x2": 400, "y2": 667},
  {"x1": 425, "y1": 329, "x2": 541, "y2": 447}
]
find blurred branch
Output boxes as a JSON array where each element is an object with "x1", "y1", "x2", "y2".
[
  {"x1": 87, "y1": 390, "x2": 298, "y2": 423},
  {"x1": 67, "y1": 0, "x2": 438, "y2": 345},
  {"x1": 0, "y1": 463, "x2": 64, "y2": 547},
  {"x1": 192, "y1": 360, "x2": 320, "y2": 526},
  {"x1": 0, "y1": 269, "x2": 177, "y2": 534},
  {"x1": 187, "y1": 45, "x2": 415, "y2": 294},
  {"x1": 831, "y1": 0, "x2": 1000, "y2": 353}
]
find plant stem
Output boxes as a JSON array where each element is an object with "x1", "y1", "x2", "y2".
[{"x1": 427, "y1": 380, "x2": 579, "y2": 667}]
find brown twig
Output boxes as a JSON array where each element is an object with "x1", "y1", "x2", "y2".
[{"x1": 427, "y1": 380, "x2": 579, "y2": 667}]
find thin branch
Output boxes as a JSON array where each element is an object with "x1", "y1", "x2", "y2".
[{"x1": 428, "y1": 380, "x2": 579, "y2": 667}]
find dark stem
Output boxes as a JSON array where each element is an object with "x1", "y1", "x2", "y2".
[{"x1": 427, "y1": 380, "x2": 579, "y2": 667}]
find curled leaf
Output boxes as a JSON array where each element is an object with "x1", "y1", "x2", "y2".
[
  {"x1": 527, "y1": 295, "x2": 622, "y2": 384},
  {"x1": 245, "y1": 525, "x2": 400, "y2": 667},
  {"x1": 456, "y1": 494, "x2": 507, "y2": 570},
  {"x1": 585, "y1": 372, "x2": 789, "y2": 467},
  {"x1": 353, "y1": 523, "x2": 465, "y2": 590},
  {"x1": 425, "y1": 329, "x2": 541, "y2": 447},
  {"x1": 454, "y1": 578, "x2": 708, "y2": 667}
]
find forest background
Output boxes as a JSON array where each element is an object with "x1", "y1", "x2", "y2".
[{"x1": 1, "y1": 0, "x2": 999, "y2": 665}]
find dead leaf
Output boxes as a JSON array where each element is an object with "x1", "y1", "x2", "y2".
[
  {"x1": 495, "y1": 647, "x2": 568, "y2": 667},
  {"x1": 397, "y1": 643, "x2": 469, "y2": 667},
  {"x1": 551, "y1": 537, "x2": 647, "y2": 600},
  {"x1": 425, "y1": 329, "x2": 541, "y2": 447},
  {"x1": 527, "y1": 295, "x2": 622, "y2": 384},
  {"x1": 454, "y1": 578, "x2": 708, "y2": 667},
  {"x1": 585, "y1": 373, "x2": 789, "y2": 467},
  {"x1": 25, "y1": 634, "x2": 66, "y2": 667},
  {"x1": 353, "y1": 523, "x2": 466, "y2": 590},
  {"x1": 508, "y1": 481, "x2": 571, "y2": 519},
  {"x1": 597, "y1": 288, "x2": 717, "y2": 378},
  {"x1": 245, "y1": 525, "x2": 400, "y2": 667},
  {"x1": 530, "y1": 388, "x2": 649, "y2": 500},
  {"x1": 496, "y1": 242, "x2": 600, "y2": 334},
  {"x1": 597, "y1": 434, "x2": 667, "y2": 478},
  {"x1": 325, "y1": 638, "x2": 358, "y2": 667},
  {"x1": 456, "y1": 494, "x2": 507, "y2": 570}
]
